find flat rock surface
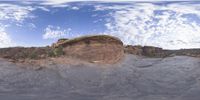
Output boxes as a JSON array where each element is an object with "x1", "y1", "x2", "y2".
[{"x1": 0, "y1": 55, "x2": 200, "y2": 100}]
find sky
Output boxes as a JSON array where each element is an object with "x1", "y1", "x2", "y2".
[{"x1": 1, "y1": 0, "x2": 200, "y2": 49}]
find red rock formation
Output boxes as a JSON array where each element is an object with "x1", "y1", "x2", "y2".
[
  {"x1": 54, "y1": 35, "x2": 124, "y2": 64},
  {"x1": 124, "y1": 45, "x2": 143, "y2": 55},
  {"x1": 124, "y1": 45, "x2": 168, "y2": 57}
]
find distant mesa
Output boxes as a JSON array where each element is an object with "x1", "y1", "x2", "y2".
[{"x1": 52, "y1": 35, "x2": 124, "y2": 64}]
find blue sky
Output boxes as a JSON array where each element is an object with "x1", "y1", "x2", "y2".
[{"x1": 1, "y1": 0, "x2": 200, "y2": 49}]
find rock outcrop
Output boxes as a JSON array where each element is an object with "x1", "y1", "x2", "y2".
[
  {"x1": 125, "y1": 45, "x2": 200, "y2": 57},
  {"x1": 142, "y1": 46, "x2": 166, "y2": 57},
  {"x1": 0, "y1": 47, "x2": 52, "y2": 60},
  {"x1": 53, "y1": 35, "x2": 124, "y2": 63},
  {"x1": 124, "y1": 45, "x2": 143, "y2": 56},
  {"x1": 125, "y1": 45, "x2": 172, "y2": 57},
  {"x1": 52, "y1": 38, "x2": 69, "y2": 48}
]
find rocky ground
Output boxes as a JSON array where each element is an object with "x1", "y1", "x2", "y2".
[{"x1": 0, "y1": 54, "x2": 200, "y2": 100}]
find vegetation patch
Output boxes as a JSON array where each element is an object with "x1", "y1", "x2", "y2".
[
  {"x1": 53, "y1": 35, "x2": 123, "y2": 48},
  {"x1": 53, "y1": 46, "x2": 64, "y2": 57}
]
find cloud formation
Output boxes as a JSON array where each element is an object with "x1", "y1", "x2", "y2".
[
  {"x1": 0, "y1": 25, "x2": 13, "y2": 48},
  {"x1": 0, "y1": 4, "x2": 35, "y2": 22},
  {"x1": 44, "y1": 0, "x2": 196, "y2": 5},
  {"x1": 43, "y1": 25, "x2": 71, "y2": 39},
  {"x1": 0, "y1": 3, "x2": 38, "y2": 47},
  {"x1": 96, "y1": 2, "x2": 200, "y2": 49}
]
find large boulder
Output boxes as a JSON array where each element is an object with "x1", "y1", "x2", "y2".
[{"x1": 54, "y1": 35, "x2": 124, "y2": 63}]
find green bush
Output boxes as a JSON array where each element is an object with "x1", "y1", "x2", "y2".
[
  {"x1": 53, "y1": 46, "x2": 64, "y2": 57},
  {"x1": 29, "y1": 52, "x2": 38, "y2": 59},
  {"x1": 48, "y1": 50, "x2": 56, "y2": 57}
]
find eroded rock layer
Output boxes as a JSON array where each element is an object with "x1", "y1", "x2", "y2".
[
  {"x1": 54, "y1": 35, "x2": 124, "y2": 63},
  {"x1": 125, "y1": 45, "x2": 200, "y2": 57}
]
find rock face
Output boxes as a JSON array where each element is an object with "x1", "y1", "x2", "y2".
[
  {"x1": 54, "y1": 35, "x2": 124, "y2": 63},
  {"x1": 0, "y1": 47, "x2": 52, "y2": 60},
  {"x1": 125, "y1": 45, "x2": 200, "y2": 57},
  {"x1": 124, "y1": 45, "x2": 143, "y2": 55},
  {"x1": 52, "y1": 38, "x2": 69, "y2": 48},
  {"x1": 142, "y1": 46, "x2": 165, "y2": 57},
  {"x1": 125, "y1": 45, "x2": 171, "y2": 57}
]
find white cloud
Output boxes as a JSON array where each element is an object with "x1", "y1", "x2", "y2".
[
  {"x1": 41, "y1": 0, "x2": 69, "y2": 7},
  {"x1": 28, "y1": 23, "x2": 36, "y2": 29},
  {"x1": 71, "y1": 6, "x2": 80, "y2": 10},
  {"x1": 0, "y1": 25, "x2": 13, "y2": 48},
  {"x1": 43, "y1": 0, "x2": 196, "y2": 5},
  {"x1": 37, "y1": 6, "x2": 50, "y2": 12},
  {"x1": 43, "y1": 25, "x2": 71, "y2": 39},
  {"x1": 0, "y1": 4, "x2": 35, "y2": 22},
  {"x1": 95, "y1": 3, "x2": 200, "y2": 49}
]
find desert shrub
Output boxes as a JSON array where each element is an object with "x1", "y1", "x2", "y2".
[
  {"x1": 53, "y1": 46, "x2": 64, "y2": 57},
  {"x1": 84, "y1": 40, "x2": 90, "y2": 45},
  {"x1": 58, "y1": 38, "x2": 68, "y2": 43},
  {"x1": 48, "y1": 50, "x2": 56, "y2": 57},
  {"x1": 29, "y1": 52, "x2": 38, "y2": 59},
  {"x1": 17, "y1": 51, "x2": 28, "y2": 59}
]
